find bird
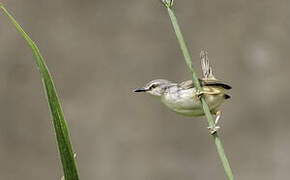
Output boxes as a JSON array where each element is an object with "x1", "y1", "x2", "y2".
[{"x1": 134, "y1": 51, "x2": 231, "y2": 134}]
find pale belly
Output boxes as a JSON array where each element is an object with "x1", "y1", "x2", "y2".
[{"x1": 161, "y1": 89, "x2": 225, "y2": 116}]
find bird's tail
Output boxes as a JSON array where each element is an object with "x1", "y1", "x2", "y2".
[{"x1": 200, "y1": 50, "x2": 215, "y2": 80}]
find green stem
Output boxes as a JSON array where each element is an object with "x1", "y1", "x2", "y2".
[{"x1": 162, "y1": 2, "x2": 234, "y2": 180}]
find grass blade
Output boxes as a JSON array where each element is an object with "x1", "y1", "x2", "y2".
[
  {"x1": 161, "y1": 1, "x2": 234, "y2": 180},
  {"x1": 0, "y1": 3, "x2": 79, "y2": 180}
]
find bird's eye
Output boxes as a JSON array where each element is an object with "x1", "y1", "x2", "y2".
[{"x1": 150, "y1": 84, "x2": 158, "y2": 89}]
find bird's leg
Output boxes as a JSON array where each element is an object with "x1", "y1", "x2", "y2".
[
  {"x1": 208, "y1": 110, "x2": 221, "y2": 135},
  {"x1": 214, "y1": 110, "x2": 221, "y2": 125},
  {"x1": 196, "y1": 90, "x2": 205, "y2": 98}
]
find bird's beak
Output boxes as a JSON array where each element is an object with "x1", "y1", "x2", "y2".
[{"x1": 134, "y1": 88, "x2": 147, "y2": 92}]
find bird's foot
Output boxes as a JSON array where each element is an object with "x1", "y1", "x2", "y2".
[
  {"x1": 208, "y1": 111, "x2": 222, "y2": 135},
  {"x1": 208, "y1": 125, "x2": 220, "y2": 135},
  {"x1": 196, "y1": 90, "x2": 205, "y2": 98},
  {"x1": 208, "y1": 110, "x2": 222, "y2": 135}
]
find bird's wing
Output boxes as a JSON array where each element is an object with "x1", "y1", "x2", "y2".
[
  {"x1": 201, "y1": 79, "x2": 232, "y2": 89},
  {"x1": 179, "y1": 50, "x2": 231, "y2": 90},
  {"x1": 178, "y1": 80, "x2": 196, "y2": 89},
  {"x1": 179, "y1": 79, "x2": 232, "y2": 90}
]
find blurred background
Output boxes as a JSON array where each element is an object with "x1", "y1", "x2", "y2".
[{"x1": 0, "y1": 0, "x2": 289, "y2": 179}]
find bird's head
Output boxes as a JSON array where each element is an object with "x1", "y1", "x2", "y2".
[{"x1": 134, "y1": 79, "x2": 173, "y2": 97}]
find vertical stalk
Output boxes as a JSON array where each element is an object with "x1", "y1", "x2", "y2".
[{"x1": 161, "y1": 1, "x2": 234, "y2": 180}]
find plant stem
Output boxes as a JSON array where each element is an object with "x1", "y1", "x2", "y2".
[{"x1": 161, "y1": 1, "x2": 234, "y2": 180}]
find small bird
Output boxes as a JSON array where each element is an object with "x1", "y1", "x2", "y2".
[{"x1": 134, "y1": 51, "x2": 231, "y2": 134}]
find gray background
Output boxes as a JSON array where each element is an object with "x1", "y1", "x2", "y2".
[{"x1": 0, "y1": 0, "x2": 289, "y2": 179}]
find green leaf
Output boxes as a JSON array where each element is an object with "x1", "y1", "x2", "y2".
[{"x1": 0, "y1": 4, "x2": 79, "y2": 180}]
